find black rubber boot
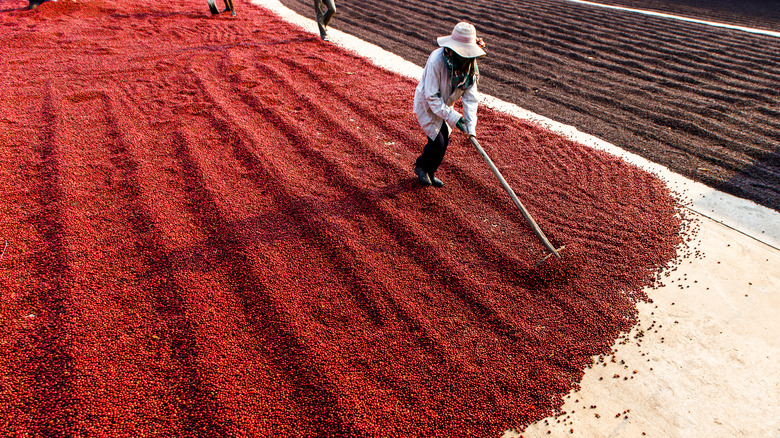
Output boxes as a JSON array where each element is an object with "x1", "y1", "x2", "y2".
[{"x1": 414, "y1": 167, "x2": 432, "y2": 186}]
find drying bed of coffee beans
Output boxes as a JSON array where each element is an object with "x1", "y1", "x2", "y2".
[
  {"x1": 280, "y1": 0, "x2": 780, "y2": 212},
  {"x1": 1, "y1": 0, "x2": 688, "y2": 435}
]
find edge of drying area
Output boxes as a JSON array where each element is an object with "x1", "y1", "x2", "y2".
[{"x1": 249, "y1": 1, "x2": 780, "y2": 435}]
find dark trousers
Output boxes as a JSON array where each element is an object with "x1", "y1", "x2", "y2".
[
  {"x1": 315, "y1": 0, "x2": 336, "y2": 34},
  {"x1": 415, "y1": 121, "x2": 450, "y2": 176}
]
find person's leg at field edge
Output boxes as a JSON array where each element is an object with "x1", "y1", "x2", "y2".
[
  {"x1": 314, "y1": 0, "x2": 336, "y2": 40},
  {"x1": 414, "y1": 121, "x2": 449, "y2": 187},
  {"x1": 223, "y1": 0, "x2": 236, "y2": 15}
]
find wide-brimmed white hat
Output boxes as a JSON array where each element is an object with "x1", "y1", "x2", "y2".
[{"x1": 437, "y1": 22, "x2": 486, "y2": 58}]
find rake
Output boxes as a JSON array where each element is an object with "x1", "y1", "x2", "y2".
[{"x1": 468, "y1": 135, "x2": 565, "y2": 264}]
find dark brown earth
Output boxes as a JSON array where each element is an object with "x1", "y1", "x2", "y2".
[{"x1": 279, "y1": 0, "x2": 780, "y2": 211}]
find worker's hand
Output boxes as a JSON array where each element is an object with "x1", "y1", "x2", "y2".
[{"x1": 456, "y1": 117, "x2": 467, "y2": 133}]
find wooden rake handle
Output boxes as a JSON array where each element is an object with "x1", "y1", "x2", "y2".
[{"x1": 468, "y1": 135, "x2": 562, "y2": 260}]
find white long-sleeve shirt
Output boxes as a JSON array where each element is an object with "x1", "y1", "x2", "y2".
[{"x1": 413, "y1": 48, "x2": 479, "y2": 139}]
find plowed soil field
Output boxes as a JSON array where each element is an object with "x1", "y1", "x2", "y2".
[
  {"x1": 1, "y1": 0, "x2": 696, "y2": 436},
  {"x1": 280, "y1": 0, "x2": 780, "y2": 212}
]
